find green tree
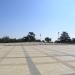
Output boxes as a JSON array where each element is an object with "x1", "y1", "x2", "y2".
[
  {"x1": 71, "y1": 38, "x2": 75, "y2": 43},
  {"x1": 2, "y1": 36, "x2": 10, "y2": 43},
  {"x1": 45, "y1": 37, "x2": 51, "y2": 43},
  {"x1": 59, "y1": 32, "x2": 71, "y2": 43},
  {"x1": 23, "y1": 32, "x2": 36, "y2": 42}
]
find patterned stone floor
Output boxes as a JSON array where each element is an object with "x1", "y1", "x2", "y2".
[{"x1": 0, "y1": 44, "x2": 75, "y2": 75}]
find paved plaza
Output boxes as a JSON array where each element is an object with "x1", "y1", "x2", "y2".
[{"x1": 0, "y1": 43, "x2": 75, "y2": 75}]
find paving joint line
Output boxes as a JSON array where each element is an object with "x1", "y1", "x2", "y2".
[
  {"x1": 0, "y1": 46, "x2": 15, "y2": 63},
  {"x1": 33, "y1": 46, "x2": 75, "y2": 71},
  {"x1": 22, "y1": 46, "x2": 41, "y2": 75},
  {"x1": 42, "y1": 46, "x2": 75, "y2": 57}
]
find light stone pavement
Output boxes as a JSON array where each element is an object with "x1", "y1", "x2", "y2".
[{"x1": 0, "y1": 44, "x2": 75, "y2": 75}]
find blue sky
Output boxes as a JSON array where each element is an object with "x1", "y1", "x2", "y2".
[{"x1": 0, "y1": 0, "x2": 75, "y2": 40}]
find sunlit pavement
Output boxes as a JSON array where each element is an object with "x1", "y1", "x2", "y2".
[{"x1": 0, "y1": 44, "x2": 75, "y2": 75}]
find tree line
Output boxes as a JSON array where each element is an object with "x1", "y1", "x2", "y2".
[
  {"x1": 0, "y1": 32, "x2": 51, "y2": 43},
  {"x1": 0, "y1": 31, "x2": 75, "y2": 43},
  {"x1": 55, "y1": 31, "x2": 75, "y2": 43}
]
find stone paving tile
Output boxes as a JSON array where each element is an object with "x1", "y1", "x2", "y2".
[
  {"x1": 32, "y1": 57, "x2": 57, "y2": 63},
  {"x1": 0, "y1": 65, "x2": 30, "y2": 75},
  {"x1": 36, "y1": 63, "x2": 75, "y2": 75},
  {"x1": 0, "y1": 46, "x2": 13, "y2": 58},
  {"x1": 7, "y1": 47, "x2": 25, "y2": 58},
  {"x1": 67, "y1": 62, "x2": 75, "y2": 67},
  {"x1": 27, "y1": 53, "x2": 47, "y2": 57},
  {"x1": 7, "y1": 52, "x2": 25, "y2": 57},
  {"x1": 0, "y1": 44, "x2": 75, "y2": 75},
  {"x1": 55, "y1": 56, "x2": 75, "y2": 61},
  {"x1": 0, "y1": 58, "x2": 27, "y2": 65}
]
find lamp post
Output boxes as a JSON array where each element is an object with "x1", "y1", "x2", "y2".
[
  {"x1": 40, "y1": 34, "x2": 41, "y2": 41},
  {"x1": 58, "y1": 32, "x2": 59, "y2": 39},
  {"x1": 58, "y1": 32, "x2": 60, "y2": 41}
]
